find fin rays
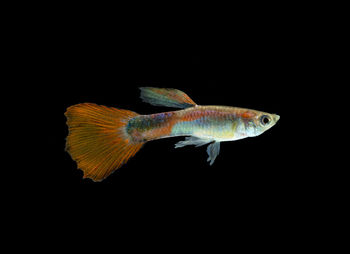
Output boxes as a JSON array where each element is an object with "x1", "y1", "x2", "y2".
[
  {"x1": 175, "y1": 137, "x2": 221, "y2": 165},
  {"x1": 140, "y1": 87, "x2": 197, "y2": 108},
  {"x1": 65, "y1": 103, "x2": 144, "y2": 182},
  {"x1": 174, "y1": 136, "x2": 212, "y2": 148},
  {"x1": 206, "y1": 142, "x2": 220, "y2": 166}
]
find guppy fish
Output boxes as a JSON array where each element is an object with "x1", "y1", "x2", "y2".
[{"x1": 65, "y1": 87, "x2": 280, "y2": 181}]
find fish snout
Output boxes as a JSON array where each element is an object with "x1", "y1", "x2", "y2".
[{"x1": 274, "y1": 114, "x2": 280, "y2": 122}]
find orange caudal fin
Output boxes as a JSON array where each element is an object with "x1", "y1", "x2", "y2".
[{"x1": 65, "y1": 103, "x2": 144, "y2": 182}]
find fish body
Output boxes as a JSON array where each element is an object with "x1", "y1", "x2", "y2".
[
  {"x1": 65, "y1": 87, "x2": 280, "y2": 181},
  {"x1": 127, "y1": 105, "x2": 279, "y2": 142}
]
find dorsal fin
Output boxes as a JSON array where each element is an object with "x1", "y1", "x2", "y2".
[{"x1": 139, "y1": 87, "x2": 197, "y2": 108}]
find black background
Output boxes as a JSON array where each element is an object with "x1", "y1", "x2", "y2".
[
  {"x1": 47, "y1": 30, "x2": 290, "y2": 192},
  {"x1": 25, "y1": 4, "x2": 333, "y2": 248},
  {"x1": 40, "y1": 10, "x2": 301, "y2": 205}
]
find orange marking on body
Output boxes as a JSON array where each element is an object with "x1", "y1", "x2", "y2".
[
  {"x1": 131, "y1": 112, "x2": 179, "y2": 141},
  {"x1": 241, "y1": 111, "x2": 256, "y2": 118},
  {"x1": 179, "y1": 109, "x2": 205, "y2": 122},
  {"x1": 144, "y1": 116, "x2": 178, "y2": 139}
]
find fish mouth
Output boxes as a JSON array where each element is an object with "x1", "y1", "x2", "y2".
[{"x1": 274, "y1": 114, "x2": 280, "y2": 122}]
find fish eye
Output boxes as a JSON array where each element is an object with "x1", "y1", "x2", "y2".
[{"x1": 260, "y1": 115, "x2": 271, "y2": 126}]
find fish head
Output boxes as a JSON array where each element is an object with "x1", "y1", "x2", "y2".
[{"x1": 242, "y1": 111, "x2": 280, "y2": 137}]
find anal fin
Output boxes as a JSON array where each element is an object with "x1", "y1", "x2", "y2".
[
  {"x1": 175, "y1": 137, "x2": 221, "y2": 165},
  {"x1": 206, "y1": 142, "x2": 220, "y2": 166}
]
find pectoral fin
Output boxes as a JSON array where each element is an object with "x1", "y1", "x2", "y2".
[
  {"x1": 206, "y1": 142, "x2": 220, "y2": 166},
  {"x1": 140, "y1": 87, "x2": 197, "y2": 108}
]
